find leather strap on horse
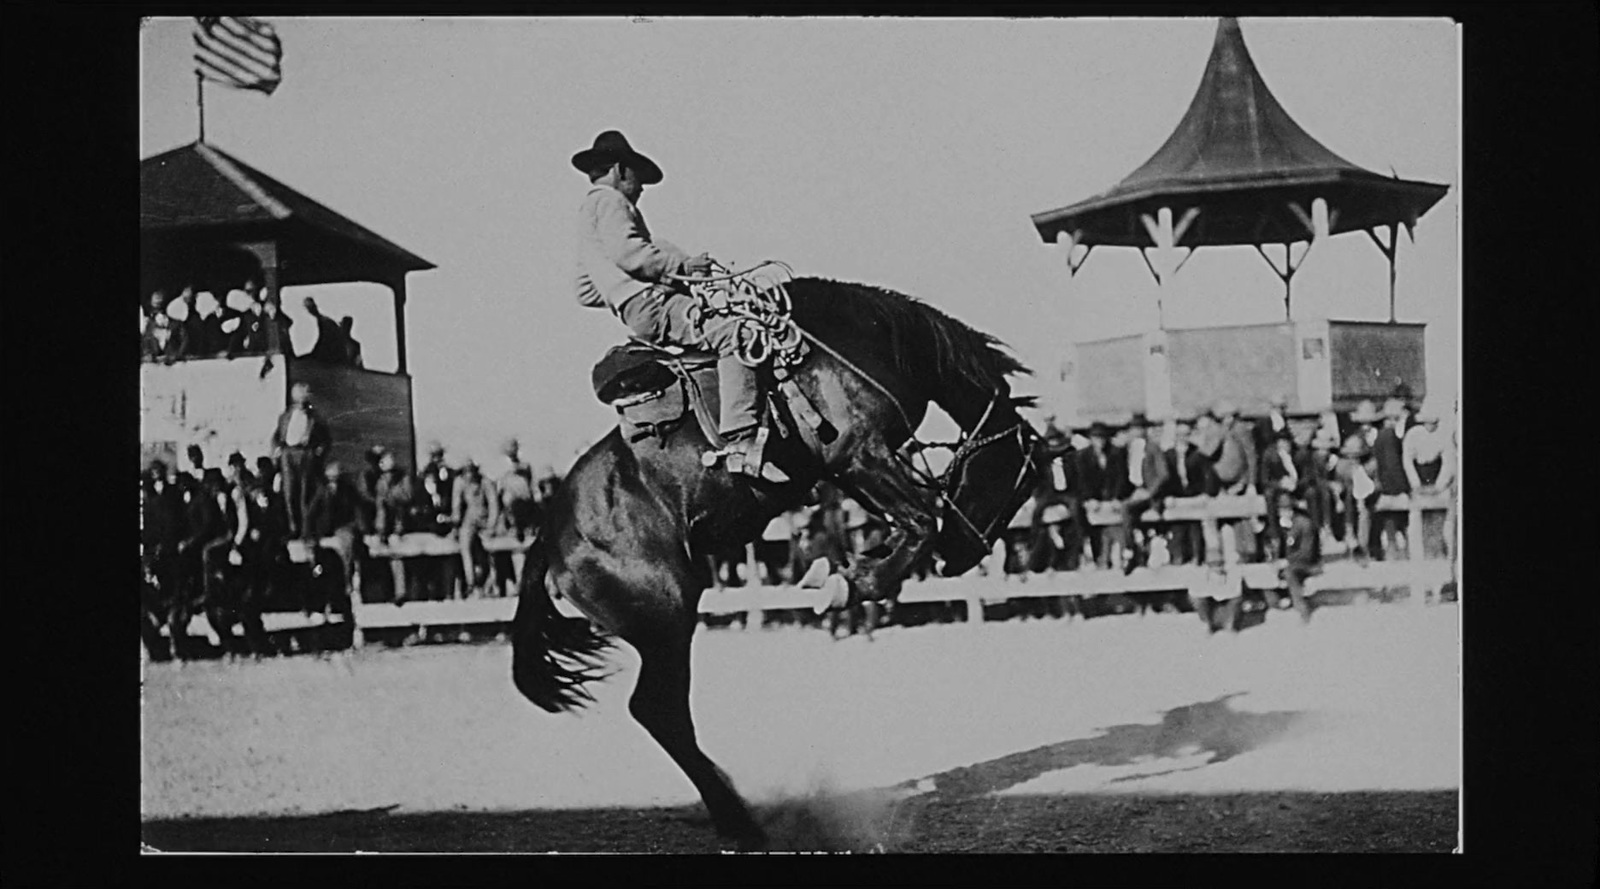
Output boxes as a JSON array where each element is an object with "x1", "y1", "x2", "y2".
[{"x1": 672, "y1": 361, "x2": 727, "y2": 450}]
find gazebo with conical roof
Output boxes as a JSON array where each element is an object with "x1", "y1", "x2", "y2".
[{"x1": 1031, "y1": 17, "x2": 1449, "y2": 324}]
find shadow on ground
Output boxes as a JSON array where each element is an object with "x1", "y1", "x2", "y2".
[
  {"x1": 897, "y1": 693, "x2": 1314, "y2": 801},
  {"x1": 141, "y1": 695, "x2": 1457, "y2": 853}
]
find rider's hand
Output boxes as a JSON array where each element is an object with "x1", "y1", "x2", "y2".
[{"x1": 682, "y1": 253, "x2": 714, "y2": 276}]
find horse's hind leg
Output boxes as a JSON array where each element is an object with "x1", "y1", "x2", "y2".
[{"x1": 629, "y1": 631, "x2": 765, "y2": 849}]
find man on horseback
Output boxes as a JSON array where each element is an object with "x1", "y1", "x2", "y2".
[{"x1": 572, "y1": 130, "x2": 788, "y2": 483}]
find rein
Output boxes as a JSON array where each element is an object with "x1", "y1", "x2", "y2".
[{"x1": 672, "y1": 261, "x2": 1036, "y2": 548}]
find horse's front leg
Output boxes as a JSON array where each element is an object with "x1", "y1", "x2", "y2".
[{"x1": 836, "y1": 445, "x2": 939, "y2": 605}]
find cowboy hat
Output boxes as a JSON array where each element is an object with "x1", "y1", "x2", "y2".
[
  {"x1": 1349, "y1": 400, "x2": 1382, "y2": 424},
  {"x1": 572, "y1": 131, "x2": 663, "y2": 185},
  {"x1": 1129, "y1": 412, "x2": 1156, "y2": 429},
  {"x1": 1086, "y1": 421, "x2": 1111, "y2": 438}
]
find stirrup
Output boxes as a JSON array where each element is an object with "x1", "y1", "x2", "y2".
[{"x1": 701, "y1": 428, "x2": 789, "y2": 483}]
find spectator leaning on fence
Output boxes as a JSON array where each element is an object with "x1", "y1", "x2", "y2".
[
  {"x1": 495, "y1": 438, "x2": 538, "y2": 541},
  {"x1": 419, "y1": 442, "x2": 456, "y2": 535},
  {"x1": 1335, "y1": 433, "x2": 1376, "y2": 562},
  {"x1": 375, "y1": 449, "x2": 422, "y2": 543},
  {"x1": 1118, "y1": 413, "x2": 1169, "y2": 575},
  {"x1": 1402, "y1": 399, "x2": 1454, "y2": 494},
  {"x1": 1253, "y1": 394, "x2": 1293, "y2": 458},
  {"x1": 452, "y1": 459, "x2": 497, "y2": 598},
  {"x1": 1163, "y1": 416, "x2": 1215, "y2": 566},
  {"x1": 1073, "y1": 422, "x2": 1117, "y2": 568},
  {"x1": 1028, "y1": 418, "x2": 1079, "y2": 574},
  {"x1": 1272, "y1": 492, "x2": 1322, "y2": 625},
  {"x1": 1259, "y1": 426, "x2": 1308, "y2": 561},
  {"x1": 1308, "y1": 426, "x2": 1341, "y2": 545},
  {"x1": 1209, "y1": 401, "x2": 1258, "y2": 496},
  {"x1": 303, "y1": 461, "x2": 368, "y2": 619},
  {"x1": 1370, "y1": 397, "x2": 1412, "y2": 560}
]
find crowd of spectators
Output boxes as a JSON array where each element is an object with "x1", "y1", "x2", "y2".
[
  {"x1": 141, "y1": 378, "x2": 563, "y2": 660},
  {"x1": 1021, "y1": 390, "x2": 1458, "y2": 577},
  {"x1": 141, "y1": 279, "x2": 364, "y2": 369}
]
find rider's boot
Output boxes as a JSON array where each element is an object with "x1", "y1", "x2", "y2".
[{"x1": 710, "y1": 358, "x2": 789, "y2": 483}]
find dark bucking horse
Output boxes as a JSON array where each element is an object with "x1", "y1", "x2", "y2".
[{"x1": 511, "y1": 277, "x2": 1039, "y2": 849}]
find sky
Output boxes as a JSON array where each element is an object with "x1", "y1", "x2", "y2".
[{"x1": 140, "y1": 17, "x2": 1459, "y2": 471}]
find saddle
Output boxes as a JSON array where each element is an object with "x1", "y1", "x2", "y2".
[
  {"x1": 589, "y1": 264, "x2": 837, "y2": 461},
  {"x1": 591, "y1": 340, "x2": 720, "y2": 444}
]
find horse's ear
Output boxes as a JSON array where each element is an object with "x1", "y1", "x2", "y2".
[{"x1": 1010, "y1": 395, "x2": 1039, "y2": 410}]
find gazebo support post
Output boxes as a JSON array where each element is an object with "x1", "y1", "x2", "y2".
[
  {"x1": 1138, "y1": 206, "x2": 1200, "y2": 331},
  {"x1": 392, "y1": 275, "x2": 409, "y2": 375},
  {"x1": 1364, "y1": 225, "x2": 1400, "y2": 322}
]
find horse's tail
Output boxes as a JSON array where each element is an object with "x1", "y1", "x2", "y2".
[{"x1": 510, "y1": 536, "x2": 614, "y2": 713}]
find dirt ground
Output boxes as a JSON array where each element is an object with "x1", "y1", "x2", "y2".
[{"x1": 142, "y1": 598, "x2": 1460, "y2": 853}]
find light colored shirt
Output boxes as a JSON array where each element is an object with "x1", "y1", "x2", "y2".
[
  {"x1": 1127, "y1": 438, "x2": 1146, "y2": 487},
  {"x1": 1403, "y1": 424, "x2": 1454, "y2": 488},
  {"x1": 284, "y1": 407, "x2": 310, "y2": 447},
  {"x1": 574, "y1": 184, "x2": 691, "y2": 312}
]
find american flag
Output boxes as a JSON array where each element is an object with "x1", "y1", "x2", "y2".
[{"x1": 192, "y1": 17, "x2": 283, "y2": 95}]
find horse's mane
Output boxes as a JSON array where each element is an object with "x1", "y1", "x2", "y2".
[{"x1": 785, "y1": 277, "x2": 1031, "y2": 395}]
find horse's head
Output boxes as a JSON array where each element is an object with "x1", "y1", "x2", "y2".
[{"x1": 934, "y1": 394, "x2": 1041, "y2": 577}]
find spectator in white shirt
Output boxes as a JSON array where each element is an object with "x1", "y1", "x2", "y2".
[{"x1": 1403, "y1": 400, "x2": 1454, "y2": 493}]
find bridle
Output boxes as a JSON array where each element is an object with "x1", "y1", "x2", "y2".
[{"x1": 901, "y1": 389, "x2": 1040, "y2": 555}]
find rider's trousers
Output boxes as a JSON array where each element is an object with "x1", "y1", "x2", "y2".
[{"x1": 617, "y1": 287, "x2": 759, "y2": 434}]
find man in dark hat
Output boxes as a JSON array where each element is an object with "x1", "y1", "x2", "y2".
[
  {"x1": 304, "y1": 461, "x2": 368, "y2": 621},
  {"x1": 1072, "y1": 421, "x2": 1117, "y2": 568},
  {"x1": 1370, "y1": 397, "x2": 1412, "y2": 559},
  {"x1": 571, "y1": 130, "x2": 785, "y2": 483},
  {"x1": 225, "y1": 451, "x2": 256, "y2": 491},
  {"x1": 1162, "y1": 416, "x2": 1216, "y2": 565},
  {"x1": 419, "y1": 441, "x2": 455, "y2": 535}
]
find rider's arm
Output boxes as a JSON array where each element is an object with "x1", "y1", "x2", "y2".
[{"x1": 593, "y1": 189, "x2": 690, "y2": 282}]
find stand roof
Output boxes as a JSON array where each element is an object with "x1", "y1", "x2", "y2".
[
  {"x1": 1030, "y1": 18, "x2": 1449, "y2": 248},
  {"x1": 140, "y1": 141, "x2": 434, "y2": 287}
]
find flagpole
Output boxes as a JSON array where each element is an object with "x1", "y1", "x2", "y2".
[{"x1": 196, "y1": 72, "x2": 206, "y2": 143}]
